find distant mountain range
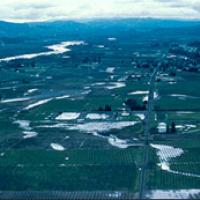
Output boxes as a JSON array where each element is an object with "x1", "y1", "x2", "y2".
[{"x1": 0, "y1": 18, "x2": 199, "y2": 40}]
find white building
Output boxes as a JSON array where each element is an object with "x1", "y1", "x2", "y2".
[{"x1": 157, "y1": 122, "x2": 167, "y2": 134}]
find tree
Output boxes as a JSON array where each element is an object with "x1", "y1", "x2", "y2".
[
  {"x1": 105, "y1": 105, "x2": 112, "y2": 111},
  {"x1": 98, "y1": 107, "x2": 104, "y2": 112},
  {"x1": 82, "y1": 57, "x2": 90, "y2": 64},
  {"x1": 170, "y1": 71, "x2": 176, "y2": 77},
  {"x1": 167, "y1": 124, "x2": 170, "y2": 134},
  {"x1": 97, "y1": 105, "x2": 112, "y2": 112},
  {"x1": 171, "y1": 122, "x2": 176, "y2": 133},
  {"x1": 22, "y1": 78, "x2": 29, "y2": 84},
  {"x1": 125, "y1": 98, "x2": 145, "y2": 111},
  {"x1": 30, "y1": 61, "x2": 35, "y2": 68}
]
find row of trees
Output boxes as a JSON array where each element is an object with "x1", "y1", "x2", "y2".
[
  {"x1": 167, "y1": 122, "x2": 176, "y2": 134},
  {"x1": 96, "y1": 98, "x2": 146, "y2": 112}
]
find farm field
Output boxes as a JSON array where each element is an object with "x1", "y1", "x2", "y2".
[{"x1": 0, "y1": 19, "x2": 200, "y2": 199}]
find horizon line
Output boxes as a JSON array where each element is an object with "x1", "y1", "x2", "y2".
[{"x1": 1, "y1": 16, "x2": 200, "y2": 24}]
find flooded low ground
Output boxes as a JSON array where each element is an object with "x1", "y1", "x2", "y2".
[{"x1": 0, "y1": 21, "x2": 200, "y2": 199}]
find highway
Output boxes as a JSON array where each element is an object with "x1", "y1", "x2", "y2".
[{"x1": 139, "y1": 64, "x2": 160, "y2": 199}]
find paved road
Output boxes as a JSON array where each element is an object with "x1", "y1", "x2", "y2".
[{"x1": 139, "y1": 65, "x2": 160, "y2": 199}]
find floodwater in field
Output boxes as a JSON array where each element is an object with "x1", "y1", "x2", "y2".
[
  {"x1": 151, "y1": 144, "x2": 200, "y2": 178},
  {"x1": 0, "y1": 31, "x2": 200, "y2": 196},
  {"x1": 0, "y1": 41, "x2": 85, "y2": 62},
  {"x1": 147, "y1": 189, "x2": 200, "y2": 199}
]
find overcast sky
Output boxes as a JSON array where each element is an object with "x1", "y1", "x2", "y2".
[{"x1": 0, "y1": 0, "x2": 200, "y2": 23}]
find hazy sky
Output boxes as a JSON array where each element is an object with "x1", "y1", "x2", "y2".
[{"x1": 0, "y1": 0, "x2": 200, "y2": 22}]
